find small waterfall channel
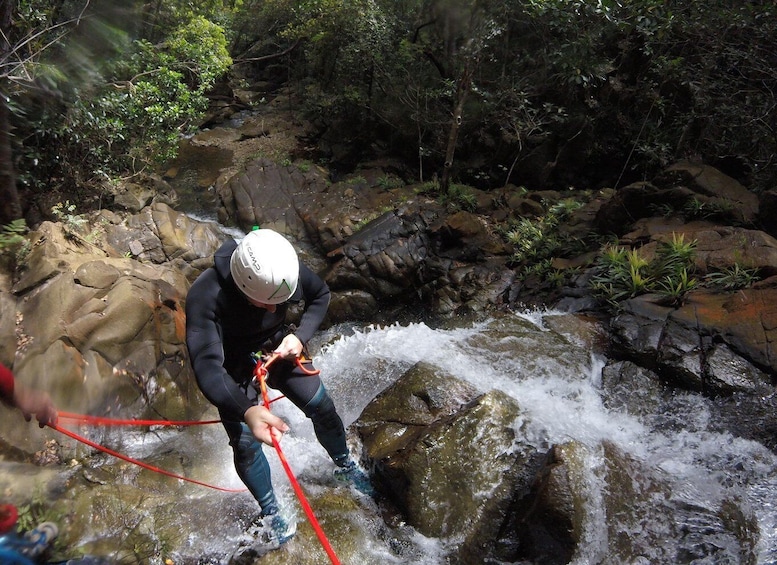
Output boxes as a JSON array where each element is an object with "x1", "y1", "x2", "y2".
[
  {"x1": 308, "y1": 314, "x2": 777, "y2": 564},
  {"x1": 101, "y1": 311, "x2": 775, "y2": 564}
]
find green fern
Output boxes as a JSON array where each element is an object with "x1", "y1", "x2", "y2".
[{"x1": 0, "y1": 219, "x2": 30, "y2": 265}]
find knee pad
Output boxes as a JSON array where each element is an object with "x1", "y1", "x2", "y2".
[{"x1": 302, "y1": 384, "x2": 330, "y2": 417}]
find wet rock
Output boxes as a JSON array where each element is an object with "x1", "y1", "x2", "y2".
[
  {"x1": 1, "y1": 206, "x2": 223, "y2": 454},
  {"x1": 356, "y1": 362, "x2": 540, "y2": 563},
  {"x1": 600, "y1": 360, "x2": 665, "y2": 418},
  {"x1": 494, "y1": 442, "x2": 584, "y2": 564},
  {"x1": 611, "y1": 290, "x2": 776, "y2": 395},
  {"x1": 327, "y1": 289, "x2": 378, "y2": 322}
]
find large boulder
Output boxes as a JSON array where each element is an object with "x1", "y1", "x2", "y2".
[
  {"x1": 350, "y1": 353, "x2": 760, "y2": 564},
  {"x1": 356, "y1": 362, "x2": 544, "y2": 563},
  {"x1": 661, "y1": 160, "x2": 759, "y2": 224},
  {"x1": 216, "y1": 157, "x2": 330, "y2": 240},
  {"x1": 0, "y1": 205, "x2": 225, "y2": 455},
  {"x1": 325, "y1": 205, "x2": 513, "y2": 317},
  {"x1": 216, "y1": 157, "x2": 516, "y2": 319},
  {"x1": 610, "y1": 289, "x2": 776, "y2": 396},
  {"x1": 595, "y1": 161, "x2": 760, "y2": 235}
]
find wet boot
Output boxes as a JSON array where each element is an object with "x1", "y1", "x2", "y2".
[
  {"x1": 333, "y1": 458, "x2": 375, "y2": 497},
  {"x1": 228, "y1": 507, "x2": 296, "y2": 564}
]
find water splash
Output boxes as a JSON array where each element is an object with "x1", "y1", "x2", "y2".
[
  {"x1": 308, "y1": 313, "x2": 777, "y2": 564},
  {"x1": 113, "y1": 311, "x2": 777, "y2": 563}
]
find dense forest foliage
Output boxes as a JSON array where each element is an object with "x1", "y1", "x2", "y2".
[{"x1": 1, "y1": 0, "x2": 775, "y2": 226}]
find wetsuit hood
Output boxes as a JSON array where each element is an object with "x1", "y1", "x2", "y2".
[{"x1": 214, "y1": 240, "x2": 238, "y2": 283}]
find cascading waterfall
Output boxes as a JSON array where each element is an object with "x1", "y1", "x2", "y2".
[
  {"x1": 272, "y1": 312, "x2": 777, "y2": 564},
  {"x1": 64, "y1": 310, "x2": 776, "y2": 564}
]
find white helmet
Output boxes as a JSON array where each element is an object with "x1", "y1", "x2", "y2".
[{"x1": 230, "y1": 229, "x2": 299, "y2": 304}]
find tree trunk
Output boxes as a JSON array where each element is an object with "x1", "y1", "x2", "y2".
[
  {"x1": 440, "y1": 61, "x2": 472, "y2": 194},
  {"x1": 0, "y1": 94, "x2": 20, "y2": 225},
  {"x1": 0, "y1": 1, "x2": 20, "y2": 225}
]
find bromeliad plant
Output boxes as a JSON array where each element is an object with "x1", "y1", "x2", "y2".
[
  {"x1": 705, "y1": 264, "x2": 760, "y2": 291},
  {"x1": 590, "y1": 232, "x2": 699, "y2": 308},
  {"x1": 503, "y1": 197, "x2": 595, "y2": 288},
  {"x1": 504, "y1": 199, "x2": 586, "y2": 264}
]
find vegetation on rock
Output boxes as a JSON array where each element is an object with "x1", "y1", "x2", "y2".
[{"x1": 1, "y1": 0, "x2": 774, "y2": 227}]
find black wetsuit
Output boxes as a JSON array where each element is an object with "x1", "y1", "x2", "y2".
[{"x1": 185, "y1": 239, "x2": 348, "y2": 514}]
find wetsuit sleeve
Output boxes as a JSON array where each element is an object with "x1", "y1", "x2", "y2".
[
  {"x1": 0, "y1": 363, "x2": 14, "y2": 403},
  {"x1": 294, "y1": 264, "x2": 330, "y2": 345},
  {"x1": 185, "y1": 273, "x2": 253, "y2": 421}
]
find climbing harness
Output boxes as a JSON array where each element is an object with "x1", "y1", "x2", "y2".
[
  {"x1": 250, "y1": 351, "x2": 320, "y2": 393},
  {"x1": 251, "y1": 352, "x2": 341, "y2": 565}
]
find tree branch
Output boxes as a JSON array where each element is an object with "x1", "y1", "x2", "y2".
[{"x1": 233, "y1": 38, "x2": 302, "y2": 64}]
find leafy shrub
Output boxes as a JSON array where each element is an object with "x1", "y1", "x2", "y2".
[
  {"x1": 51, "y1": 201, "x2": 87, "y2": 233},
  {"x1": 504, "y1": 198, "x2": 586, "y2": 266},
  {"x1": 444, "y1": 184, "x2": 478, "y2": 212},
  {"x1": 0, "y1": 219, "x2": 30, "y2": 268},
  {"x1": 63, "y1": 16, "x2": 231, "y2": 178}
]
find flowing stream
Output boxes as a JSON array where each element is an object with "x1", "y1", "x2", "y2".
[
  {"x1": 19, "y1": 139, "x2": 774, "y2": 561},
  {"x1": 113, "y1": 311, "x2": 777, "y2": 564}
]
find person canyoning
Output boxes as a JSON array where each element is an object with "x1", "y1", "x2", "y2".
[{"x1": 185, "y1": 228, "x2": 371, "y2": 550}]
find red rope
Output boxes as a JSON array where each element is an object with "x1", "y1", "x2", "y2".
[
  {"x1": 45, "y1": 354, "x2": 331, "y2": 534},
  {"x1": 255, "y1": 354, "x2": 341, "y2": 565},
  {"x1": 48, "y1": 422, "x2": 247, "y2": 493},
  {"x1": 57, "y1": 412, "x2": 222, "y2": 427}
]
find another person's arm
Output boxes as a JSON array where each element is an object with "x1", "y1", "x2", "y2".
[{"x1": 0, "y1": 362, "x2": 58, "y2": 427}]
